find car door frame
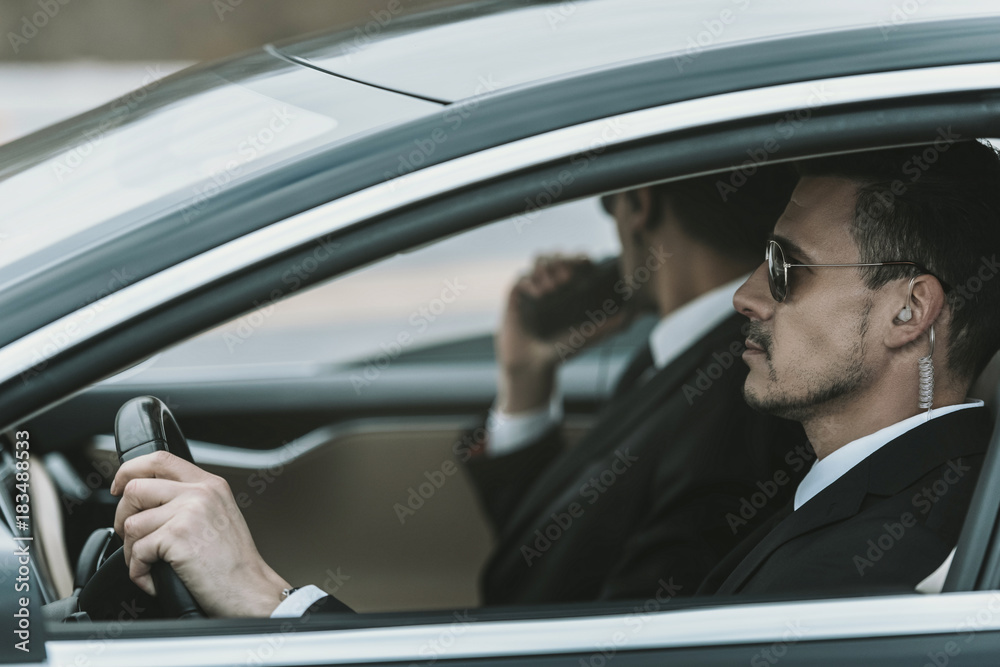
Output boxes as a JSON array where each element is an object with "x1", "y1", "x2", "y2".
[{"x1": 28, "y1": 59, "x2": 1000, "y2": 666}]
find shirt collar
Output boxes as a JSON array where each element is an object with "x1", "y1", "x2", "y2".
[
  {"x1": 793, "y1": 400, "x2": 986, "y2": 510},
  {"x1": 648, "y1": 274, "x2": 747, "y2": 369}
]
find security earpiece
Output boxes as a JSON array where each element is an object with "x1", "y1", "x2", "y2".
[{"x1": 899, "y1": 276, "x2": 918, "y2": 323}]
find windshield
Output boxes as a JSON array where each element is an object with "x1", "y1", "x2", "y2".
[{"x1": 0, "y1": 50, "x2": 439, "y2": 291}]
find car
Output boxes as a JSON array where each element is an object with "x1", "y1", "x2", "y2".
[{"x1": 4, "y1": 0, "x2": 1000, "y2": 664}]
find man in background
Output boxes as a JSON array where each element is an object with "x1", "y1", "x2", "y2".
[
  {"x1": 462, "y1": 165, "x2": 808, "y2": 604},
  {"x1": 110, "y1": 165, "x2": 810, "y2": 616}
]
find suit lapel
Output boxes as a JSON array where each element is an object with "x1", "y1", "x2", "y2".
[
  {"x1": 497, "y1": 314, "x2": 747, "y2": 556},
  {"x1": 714, "y1": 467, "x2": 868, "y2": 594},
  {"x1": 611, "y1": 342, "x2": 654, "y2": 398},
  {"x1": 561, "y1": 313, "x2": 746, "y2": 468},
  {"x1": 698, "y1": 500, "x2": 794, "y2": 595},
  {"x1": 714, "y1": 407, "x2": 992, "y2": 595}
]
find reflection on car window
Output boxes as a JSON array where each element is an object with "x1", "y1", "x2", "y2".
[
  {"x1": 0, "y1": 56, "x2": 437, "y2": 286},
  {"x1": 132, "y1": 199, "x2": 619, "y2": 375}
]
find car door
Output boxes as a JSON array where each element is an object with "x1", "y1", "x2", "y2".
[
  {"x1": 32, "y1": 196, "x2": 644, "y2": 611},
  {"x1": 11, "y1": 19, "x2": 1000, "y2": 667}
]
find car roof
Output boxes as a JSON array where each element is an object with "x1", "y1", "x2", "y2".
[
  {"x1": 3, "y1": 2, "x2": 1000, "y2": 383},
  {"x1": 278, "y1": 0, "x2": 1000, "y2": 103}
]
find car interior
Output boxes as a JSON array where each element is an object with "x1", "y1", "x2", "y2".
[
  {"x1": 3, "y1": 66, "x2": 1000, "y2": 659},
  {"x1": 11, "y1": 198, "x2": 652, "y2": 613},
  {"x1": 10, "y1": 170, "x2": 1000, "y2": 621}
]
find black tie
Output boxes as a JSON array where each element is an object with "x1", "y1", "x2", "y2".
[{"x1": 612, "y1": 344, "x2": 656, "y2": 398}]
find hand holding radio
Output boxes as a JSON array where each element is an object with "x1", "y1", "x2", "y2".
[{"x1": 496, "y1": 254, "x2": 632, "y2": 414}]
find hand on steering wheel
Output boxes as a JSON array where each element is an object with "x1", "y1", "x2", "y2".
[{"x1": 109, "y1": 396, "x2": 291, "y2": 618}]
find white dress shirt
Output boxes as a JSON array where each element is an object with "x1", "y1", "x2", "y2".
[
  {"x1": 793, "y1": 400, "x2": 986, "y2": 510},
  {"x1": 270, "y1": 584, "x2": 328, "y2": 618},
  {"x1": 485, "y1": 275, "x2": 748, "y2": 457}
]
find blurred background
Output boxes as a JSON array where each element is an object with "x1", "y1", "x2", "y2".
[
  {"x1": 6, "y1": 0, "x2": 988, "y2": 369},
  {"x1": 0, "y1": 0, "x2": 470, "y2": 143},
  {"x1": 0, "y1": 0, "x2": 622, "y2": 370}
]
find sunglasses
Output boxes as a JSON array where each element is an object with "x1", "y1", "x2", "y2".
[{"x1": 766, "y1": 239, "x2": 925, "y2": 303}]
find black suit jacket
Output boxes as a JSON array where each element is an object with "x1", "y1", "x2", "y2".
[
  {"x1": 461, "y1": 313, "x2": 810, "y2": 605},
  {"x1": 698, "y1": 406, "x2": 992, "y2": 598}
]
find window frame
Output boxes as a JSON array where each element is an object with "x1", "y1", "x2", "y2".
[{"x1": 24, "y1": 62, "x2": 1000, "y2": 664}]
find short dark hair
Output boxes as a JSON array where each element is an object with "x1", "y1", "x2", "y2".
[
  {"x1": 601, "y1": 165, "x2": 798, "y2": 263},
  {"x1": 796, "y1": 140, "x2": 1000, "y2": 380}
]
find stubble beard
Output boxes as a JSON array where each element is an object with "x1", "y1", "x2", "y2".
[{"x1": 743, "y1": 302, "x2": 873, "y2": 422}]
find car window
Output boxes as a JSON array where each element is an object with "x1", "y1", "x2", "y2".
[
  {"x1": 71, "y1": 197, "x2": 630, "y2": 613},
  {"x1": 0, "y1": 56, "x2": 438, "y2": 291},
  {"x1": 13, "y1": 51, "x2": 1000, "y2": 664},
  {"x1": 123, "y1": 197, "x2": 621, "y2": 376}
]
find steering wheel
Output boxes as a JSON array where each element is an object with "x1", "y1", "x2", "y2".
[{"x1": 78, "y1": 396, "x2": 205, "y2": 620}]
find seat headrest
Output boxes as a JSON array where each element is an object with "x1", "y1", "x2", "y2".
[{"x1": 970, "y1": 348, "x2": 1000, "y2": 413}]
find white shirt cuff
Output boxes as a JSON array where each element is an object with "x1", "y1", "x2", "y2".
[
  {"x1": 270, "y1": 584, "x2": 329, "y2": 618},
  {"x1": 486, "y1": 389, "x2": 563, "y2": 457}
]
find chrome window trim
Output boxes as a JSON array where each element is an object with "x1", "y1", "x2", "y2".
[
  {"x1": 88, "y1": 413, "x2": 598, "y2": 469},
  {"x1": 3, "y1": 62, "x2": 1000, "y2": 386},
  {"x1": 86, "y1": 415, "x2": 481, "y2": 469},
  {"x1": 45, "y1": 591, "x2": 1000, "y2": 666}
]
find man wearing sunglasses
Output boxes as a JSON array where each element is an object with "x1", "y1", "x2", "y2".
[
  {"x1": 459, "y1": 166, "x2": 809, "y2": 607},
  {"x1": 113, "y1": 140, "x2": 1000, "y2": 615},
  {"x1": 698, "y1": 140, "x2": 1000, "y2": 597},
  {"x1": 109, "y1": 165, "x2": 807, "y2": 618}
]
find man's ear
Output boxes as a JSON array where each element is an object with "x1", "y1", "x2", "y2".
[
  {"x1": 621, "y1": 187, "x2": 656, "y2": 235},
  {"x1": 884, "y1": 274, "x2": 946, "y2": 350}
]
